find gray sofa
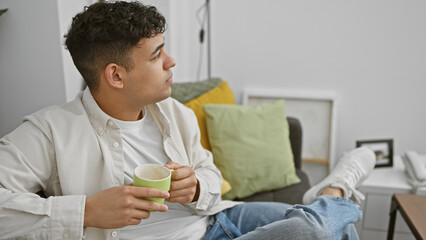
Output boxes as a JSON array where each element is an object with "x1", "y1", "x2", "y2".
[{"x1": 236, "y1": 117, "x2": 311, "y2": 204}]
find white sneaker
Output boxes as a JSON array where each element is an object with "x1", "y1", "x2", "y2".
[{"x1": 302, "y1": 147, "x2": 376, "y2": 205}]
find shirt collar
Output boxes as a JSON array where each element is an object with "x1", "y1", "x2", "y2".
[
  {"x1": 81, "y1": 87, "x2": 171, "y2": 137},
  {"x1": 81, "y1": 88, "x2": 113, "y2": 136},
  {"x1": 147, "y1": 102, "x2": 171, "y2": 138}
]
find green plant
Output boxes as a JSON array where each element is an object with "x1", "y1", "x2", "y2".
[{"x1": 0, "y1": 9, "x2": 8, "y2": 17}]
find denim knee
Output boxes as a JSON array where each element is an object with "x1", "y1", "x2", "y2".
[
  {"x1": 284, "y1": 207, "x2": 335, "y2": 240},
  {"x1": 204, "y1": 211, "x2": 242, "y2": 240}
]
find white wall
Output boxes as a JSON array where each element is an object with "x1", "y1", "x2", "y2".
[
  {"x1": 152, "y1": 0, "x2": 210, "y2": 83},
  {"x1": 158, "y1": 0, "x2": 426, "y2": 161},
  {"x1": 57, "y1": 0, "x2": 93, "y2": 102},
  {"x1": 0, "y1": 0, "x2": 66, "y2": 137},
  {"x1": 1, "y1": 0, "x2": 424, "y2": 162},
  {"x1": 207, "y1": 0, "x2": 426, "y2": 161}
]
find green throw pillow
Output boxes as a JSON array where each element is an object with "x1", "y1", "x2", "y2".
[{"x1": 204, "y1": 100, "x2": 300, "y2": 200}]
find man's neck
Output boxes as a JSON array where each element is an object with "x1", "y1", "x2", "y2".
[{"x1": 91, "y1": 89, "x2": 144, "y2": 121}]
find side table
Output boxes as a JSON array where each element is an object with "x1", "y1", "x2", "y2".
[
  {"x1": 356, "y1": 156, "x2": 419, "y2": 240},
  {"x1": 387, "y1": 194, "x2": 426, "y2": 240}
]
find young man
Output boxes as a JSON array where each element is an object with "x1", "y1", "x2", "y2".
[{"x1": 0, "y1": 2, "x2": 375, "y2": 239}]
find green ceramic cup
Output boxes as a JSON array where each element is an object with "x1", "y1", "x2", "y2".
[{"x1": 133, "y1": 164, "x2": 173, "y2": 204}]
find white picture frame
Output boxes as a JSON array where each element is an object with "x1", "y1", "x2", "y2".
[{"x1": 242, "y1": 88, "x2": 338, "y2": 171}]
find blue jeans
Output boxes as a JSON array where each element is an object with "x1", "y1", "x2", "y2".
[{"x1": 204, "y1": 196, "x2": 361, "y2": 240}]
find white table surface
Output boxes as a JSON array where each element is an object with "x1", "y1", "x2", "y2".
[{"x1": 360, "y1": 156, "x2": 412, "y2": 194}]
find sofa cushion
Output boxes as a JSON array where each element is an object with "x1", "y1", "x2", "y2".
[
  {"x1": 176, "y1": 81, "x2": 235, "y2": 196},
  {"x1": 184, "y1": 81, "x2": 236, "y2": 151},
  {"x1": 170, "y1": 78, "x2": 222, "y2": 104},
  {"x1": 236, "y1": 169, "x2": 310, "y2": 204},
  {"x1": 204, "y1": 100, "x2": 301, "y2": 200}
]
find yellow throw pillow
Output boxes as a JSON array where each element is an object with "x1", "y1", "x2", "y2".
[
  {"x1": 221, "y1": 178, "x2": 232, "y2": 195},
  {"x1": 184, "y1": 81, "x2": 236, "y2": 151},
  {"x1": 184, "y1": 81, "x2": 235, "y2": 195}
]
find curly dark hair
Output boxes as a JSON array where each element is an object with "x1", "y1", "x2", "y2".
[{"x1": 64, "y1": 1, "x2": 166, "y2": 91}]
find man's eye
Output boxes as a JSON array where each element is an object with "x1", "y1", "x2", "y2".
[{"x1": 153, "y1": 52, "x2": 161, "y2": 60}]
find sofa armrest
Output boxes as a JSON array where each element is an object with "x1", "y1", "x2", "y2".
[{"x1": 287, "y1": 117, "x2": 302, "y2": 170}]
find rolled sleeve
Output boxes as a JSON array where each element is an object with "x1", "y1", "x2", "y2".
[
  {"x1": 194, "y1": 172, "x2": 221, "y2": 211},
  {"x1": 50, "y1": 195, "x2": 86, "y2": 239},
  {"x1": 0, "y1": 192, "x2": 85, "y2": 239}
]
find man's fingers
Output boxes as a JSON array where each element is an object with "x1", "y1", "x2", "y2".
[
  {"x1": 126, "y1": 186, "x2": 170, "y2": 199},
  {"x1": 170, "y1": 166, "x2": 195, "y2": 180},
  {"x1": 170, "y1": 177, "x2": 197, "y2": 190},
  {"x1": 129, "y1": 208, "x2": 150, "y2": 221},
  {"x1": 164, "y1": 161, "x2": 182, "y2": 170},
  {"x1": 127, "y1": 208, "x2": 153, "y2": 226},
  {"x1": 169, "y1": 188, "x2": 195, "y2": 198},
  {"x1": 167, "y1": 195, "x2": 193, "y2": 204},
  {"x1": 129, "y1": 218, "x2": 142, "y2": 226},
  {"x1": 133, "y1": 198, "x2": 169, "y2": 212},
  {"x1": 127, "y1": 187, "x2": 169, "y2": 212}
]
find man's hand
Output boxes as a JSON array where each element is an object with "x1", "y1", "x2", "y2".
[
  {"x1": 84, "y1": 185, "x2": 169, "y2": 229},
  {"x1": 165, "y1": 161, "x2": 200, "y2": 204}
]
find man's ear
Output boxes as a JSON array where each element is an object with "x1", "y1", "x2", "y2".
[{"x1": 103, "y1": 63, "x2": 125, "y2": 89}]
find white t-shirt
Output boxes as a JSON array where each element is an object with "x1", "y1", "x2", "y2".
[{"x1": 113, "y1": 108, "x2": 209, "y2": 240}]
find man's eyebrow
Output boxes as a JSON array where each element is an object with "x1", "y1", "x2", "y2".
[{"x1": 151, "y1": 43, "x2": 165, "y2": 56}]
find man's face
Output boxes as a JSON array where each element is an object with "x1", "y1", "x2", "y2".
[{"x1": 123, "y1": 34, "x2": 176, "y2": 107}]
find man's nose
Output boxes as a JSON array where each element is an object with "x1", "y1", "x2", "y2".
[{"x1": 164, "y1": 52, "x2": 176, "y2": 69}]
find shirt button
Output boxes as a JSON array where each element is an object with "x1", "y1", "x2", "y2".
[
  {"x1": 111, "y1": 231, "x2": 118, "y2": 237},
  {"x1": 108, "y1": 120, "x2": 114, "y2": 127},
  {"x1": 113, "y1": 142, "x2": 119, "y2": 148}
]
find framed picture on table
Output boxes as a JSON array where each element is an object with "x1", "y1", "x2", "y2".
[{"x1": 356, "y1": 139, "x2": 393, "y2": 168}]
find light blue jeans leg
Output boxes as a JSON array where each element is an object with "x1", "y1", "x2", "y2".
[{"x1": 204, "y1": 196, "x2": 362, "y2": 240}]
